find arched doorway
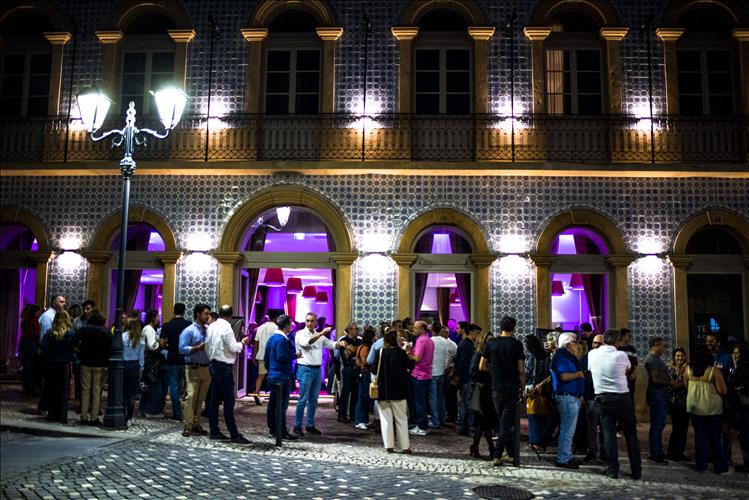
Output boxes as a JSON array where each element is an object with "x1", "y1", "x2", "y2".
[
  {"x1": 85, "y1": 207, "x2": 179, "y2": 326},
  {"x1": 0, "y1": 208, "x2": 52, "y2": 371},
  {"x1": 395, "y1": 208, "x2": 494, "y2": 329},
  {"x1": 533, "y1": 209, "x2": 632, "y2": 331},
  {"x1": 669, "y1": 210, "x2": 749, "y2": 356}
]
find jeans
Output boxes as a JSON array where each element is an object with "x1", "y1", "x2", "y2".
[
  {"x1": 458, "y1": 383, "x2": 474, "y2": 433},
  {"x1": 691, "y1": 413, "x2": 727, "y2": 473},
  {"x1": 598, "y1": 393, "x2": 642, "y2": 476},
  {"x1": 411, "y1": 377, "x2": 430, "y2": 430},
  {"x1": 647, "y1": 390, "x2": 670, "y2": 457},
  {"x1": 122, "y1": 361, "x2": 141, "y2": 422},
  {"x1": 667, "y1": 403, "x2": 689, "y2": 458},
  {"x1": 295, "y1": 364, "x2": 322, "y2": 428},
  {"x1": 162, "y1": 364, "x2": 183, "y2": 419},
  {"x1": 338, "y1": 366, "x2": 359, "y2": 419},
  {"x1": 356, "y1": 372, "x2": 373, "y2": 425},
  {"x1": 528, "y1": 414, "x2": 548, "y2": 445},
  {"x1": 267, "y1": 377, "x2": 291, "y2": 435},
  {"x1": 428, "y1": 374, "x2": 446, "y2": 426},
  {"x1": 208, "y1": 361, "x2": 239, "y2": 438},
  {"x1": 585, "y1": 399, "x2": 602, "y2": 456},
  {"x1": 556, "y1": 394, "x2": 581, "y2": 464},
  {"x1": 492, "y1": 391, "x2": 517, "y2": 459}
]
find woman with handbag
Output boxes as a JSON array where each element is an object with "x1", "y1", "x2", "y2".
[
  {"x1": 685, "y1": 345, "x2": 729, "y2": 474},
  {"x1": 728, "y1": 343, "x2": 749, "y2": 473},
  {"x1": 468, "y1": 330, "x2": 497, "y2": 460},
  {"x1": 524, "y1": 334, "x2": 550, "y2": 451},
  {"x1": 373, "y1": 329, "x2": 414, "y2": 454}
]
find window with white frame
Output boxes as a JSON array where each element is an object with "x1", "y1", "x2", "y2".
[
  {"x1": 677, "y1": 50, "x2": 734, "y2": 115},
  {"x1": 0, "y1": 52, "x2": 51, "y2": 117},
  {"x1": 264, "y1": 48, "x2": 320, "y2": 115},
  {"x1": 414, "y1": 48, "x2": 471, "y2": 114}
]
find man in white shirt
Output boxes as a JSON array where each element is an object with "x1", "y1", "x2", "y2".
[
  {"x1": 293, "y1": 312, "x2": 337, "y2": 436},
  {"x1": 588, "y1": 329, "x2": 641, "y2": 480},
  {"x1": 141, "y1": 309, "x2": 164, "y2": 417},
  {"x1": 39, "y1": 294, "x2": 66, "y2": 340},
  {"x1": 205, "y1": 305, "x2": 251, "y2": 444},
  {"x1": 253, "y1": 312, "x2": 279, "y2": 405},
  {"x1": 429, "y1": 326, "x2": 455, "y2": 428}
]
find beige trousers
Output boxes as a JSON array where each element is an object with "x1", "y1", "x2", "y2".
[
  {"x1": 377, "y1": 399, "x2": 410, "y2": 451},
  {"x1": 183, "y1": 365, "x2": 211, "y2": 430},
  {"x1": 80, "y1": 365, "x2": 106, "y2": 421}
]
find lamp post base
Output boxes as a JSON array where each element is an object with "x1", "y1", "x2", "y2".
[{"x1": 102, "y1": 353, "x2": 127, "y2": 430}]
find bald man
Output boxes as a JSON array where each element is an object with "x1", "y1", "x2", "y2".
[{"x1": 407, "y1": 321, "x2": 434, "y2": 436}]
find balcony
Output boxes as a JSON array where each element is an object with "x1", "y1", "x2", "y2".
[{"x1": 0, "y1": 113, "x2": 746, "y2": 166}]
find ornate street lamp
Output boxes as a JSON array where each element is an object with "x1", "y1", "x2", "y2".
[{"x1": 77, "y1": 86, "x2": 187, "y2": 429}]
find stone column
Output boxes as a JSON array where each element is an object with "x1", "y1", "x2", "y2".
[
  {"x1": 241, "y1": 28, "x2": 268, "y2": 113},
  {"x1": 667, "y1": 255, "x2": 694, "y2": 352},
  {"x1": 316, "y1": 27, "x2": 344, "y2": 113},
  {"x1": 733, "y1": 29, "x2": 749, "y2": 114},
  {"x1": 81, "y1": 250, "x2": 113, "y2": 312},
  {"x1": 29, "y1": 251, "x2": 55, "y2": 309},
  {"x1": 42, "y1": 32, "x2": 71, "y2": 115},
  {"x1": 530, "y1": 255, "x2": 554, "y2": 329},
  {"x1": 655, "y1": 28, "x2": 685, "y2": 114},
  {"x1": 391, "y1": 27, "x2": 419, "y2": 113},
  {"x1": 167, "y1": 29, "x2": 196, "y2": 90},
  {"x1": 599, "y1": 28, "x2": 629, "y2": 114},
  {"x1": 470, "y1": 254, "x2": 498, "y2": 330},
  {"x1": 155, "y1": 251, "x2": 181, "y2": 320},
  {"x1": 214, "y1": 252, "x2": 243, "y2": 311},
  {"x1": 467, "y1": 27, "x2": 495, "y2": 114},
  {"x1": 391, "y1": 253, "x2": 417, "y2": 320},
  {"x1": 95, "y1": 31, "x2": 123, "y2": 99},
  {"x1": 330, "y1": 253, "x2": 358, "y2": 333},
  {"x1": 606, "y1": 255, "x2": 635, "y2": 330},
  {"x1": 523, "y1": 27, "x2": 552, "y2": 114}
]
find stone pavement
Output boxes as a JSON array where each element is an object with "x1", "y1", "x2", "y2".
[{"x1": 2, "y1": 383, "x2": 748, "y2": 499}]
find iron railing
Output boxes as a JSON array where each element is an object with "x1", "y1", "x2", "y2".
[{"x1": 1, "y1": 113, "x2": 747, "y2": 165}]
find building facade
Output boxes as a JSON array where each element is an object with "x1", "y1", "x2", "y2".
[{"x1": 1, "y1": 0, "x2": 748, "y2": 368}]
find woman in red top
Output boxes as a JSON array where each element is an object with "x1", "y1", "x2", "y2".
[{"x1": 19, "y1": 304, "x2": 41, "y2": 395}]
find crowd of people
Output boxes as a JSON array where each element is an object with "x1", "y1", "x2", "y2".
[{"x1": 17, "y1": 293, "x2": 749, "y2": 478}]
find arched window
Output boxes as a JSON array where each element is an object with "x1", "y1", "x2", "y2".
[
  {"x1": 119, "y1": 12, "x2": 177, "y2": 115},
  {"x1": 675, "y1": 5, "x2": 738, "y2": 115},
  {"x1": 0, "y1": 9, "x2": 54, "y2": 116}
]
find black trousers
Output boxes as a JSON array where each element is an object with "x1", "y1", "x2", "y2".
[
  {"x1": 667, "y1": 403, "x2": 689, "y2": 458},
  {"x1": 597, "y1": 392, "x2": 642, "y2": 476},
  {"x1": 44, "y1": 362, "x2": 70, "y2": 423},
  {"x1": 492, "y1": 391, "x2": 517, "y2": 460},
  {"x1": 338, "y1": 367, "x2": 359, "y2": 419}
]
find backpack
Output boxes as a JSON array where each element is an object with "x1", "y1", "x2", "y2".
[{"x1": 355, "y1": 344, "x2": 370, "y2": 372}]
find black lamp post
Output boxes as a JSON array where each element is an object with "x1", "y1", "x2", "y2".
[{"x1": 76, "y1": 87, "x2": 187, "y2": 429}]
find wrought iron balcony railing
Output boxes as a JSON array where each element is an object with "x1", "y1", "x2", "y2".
[{"x1": 1, "y1": 113, "x2": 746, "y2": 165}]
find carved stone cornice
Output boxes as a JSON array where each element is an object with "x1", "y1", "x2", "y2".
[
  {"x1": 168, "y1": 29, "x2": 196, "y2": 43},
  {"x1": 656, "y1": 28, "x2": 685, "y2": 42},
  {"x1": 606, "y1": 255, "x2": 637, "y2": 267},
  {"x1": 390, "y1": 253, "x2": 418, "y2": 267},
  {"x1": 469, "y1": 253, "x2": 498, "y2": 267},
  {"x1": 599, "y1": 27, "x2": 629, "y2": 42},
  {"x1": 468, "y1": 27, "x2": 495, "y2": 41},
  {"x1": 391, "y1": 26, "x2": 419, "y2": 41},
  {"x1": 666, "y1": 255, "x2": 695, "y2": 269},
  {"x1": 80, "y1": 250, "x2": 113, "y2": 264},
  {"x1": 28, "y1": 251, "x2": 56, "y2": 264},
  {"x1": 241, "y1": 28, "x2": 268, "y2": 42},
  {"x1": 529, "y1": 254, "x2": 555, "y2": 268},
  {"x1": 733, "y1": 28, "x2": 749, "y2": 42},
  {"x1": 154, "y1": 251, "x2": 183, "y2": 265},
  {"x1": 43, "y1": 32, "x2": 72, "y2": 45},
  {"x1": 95, "y1": 31, "x2": 123, "y2": 44},
  {"x1": 212, "y1": 251, "x2": 242, "y2": 265},
  {"x1": 316, "y1": 27, "x2": 344, "y2": 41},
  {"x1": 523, "y1": 26, "x2": 552, "y2": 41},
  {"x1": 330, "y1": 252, "x2": 358, "y2": 266}
]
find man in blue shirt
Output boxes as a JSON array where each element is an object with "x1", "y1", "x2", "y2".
[
  {"x1": 39, "y1": 294, "x2": 66, "y2": 341},
  {"x1": 178, "y1": 303, "x2": 211, "y2": 437},
  {"x1": 551, "y1": 332, "x2": 585, "y2": 469},
  {"x1": 264, "y1": 314, "x2": 299, "y2": 440}
]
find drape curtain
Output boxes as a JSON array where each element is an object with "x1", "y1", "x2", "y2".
[
  {"x1": 255, "y1": 286, "x2": 268, "y2": 320},
  {"x1": 286, "y1": 292, "x2": 297, "y2": 320},
  {"x1": 436, "y1": 287, "x2": 451, "y2": 327},
  {"x1": 573, "y1": 235, "x2": 604, "y2": 332},
  {"x1": 0, "y1": 269, "x2": 20, "y2": 365},
  {"x1": 449, "y1": 234, "x2": 472, "y2": 321},
  {"x1": 123, "y1": 229, "x2": 151, "y2": 313},
  {"x1": 246, "y1": 227, "x2": 266, "y2": 322},
  {"x1": 413, "y1": 234, "x2": 434, "y2": 318}
]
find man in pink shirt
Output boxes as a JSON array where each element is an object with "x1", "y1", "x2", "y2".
[{"x1": 406, "y1": 320, "x2": 434, "y2": 436}]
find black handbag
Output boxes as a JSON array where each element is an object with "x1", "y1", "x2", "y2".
[{"x1": 468, "y1": 381, "x2": 484, "y2": 415}]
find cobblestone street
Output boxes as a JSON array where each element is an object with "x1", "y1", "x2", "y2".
[{"x1": 2, "y1": 384, "x2": 748, "y2": 499}]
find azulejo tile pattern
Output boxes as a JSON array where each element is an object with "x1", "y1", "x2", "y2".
[{"x1": 3, "y1": 174, "x2": 747, "y2": 353}]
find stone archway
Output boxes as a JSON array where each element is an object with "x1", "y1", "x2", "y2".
[
  {"x1": 532, "y1": 208, "x2": 633, "y2": 330},
  {"x1": 394, "y1": 207, "x2": 494, "y2": 329},
  {"x1": 668, "y1": 209, "x2": 749, "y2": 350},
  {"x1": 529, "y1": 0, "x2": 621, "y2": 26},
  {"x1": 85, "y1": 205, "x2": 179, "y2": 321},
  {"x1": 219, "y1": 185, "x2": 354, "y2": 330}
]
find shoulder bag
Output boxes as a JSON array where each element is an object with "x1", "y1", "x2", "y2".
[{"x1": 369, "y1": 348, "x2": 383, "y2": 399}]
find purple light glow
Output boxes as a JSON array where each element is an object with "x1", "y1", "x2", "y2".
[
  {"x1": 431, "y1": 233, "x2": 452, "y2": 254},
  {"x1": 0, "y1": 224, "x2": 35, "y2": 251},
  {"x1": 553, "y1": 227, "x2": 609, "y2": 255},
  {"x1": 262, "y1": 232, "x2": 329, "y2": 252}
]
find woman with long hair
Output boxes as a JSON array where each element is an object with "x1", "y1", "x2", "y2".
[
  {"x1": 18, "y1": 304, "x2": 41, "y2": 395},
  {"x1": 122, "y1": 316, "x2": 145, "y2": 426},
  {"x1": 525, "y1": 334, "x2": 551, "y2": 451},
  {"x1": 355, "y1": 326, "x2": 377, "y2": 430},
  {"x1": 40, "y1": 310, "x2": 74, "y2": 423},
  {"x1": 667, "y1": 347, "x2": 689, "y2": 461},
  {"x1": 469, "y1": 330, "x2": 497, "y2": 461},
  {"x1": 374, "y1": 329, "x2": 414, "y2": 454},
  {"x1": 686, "y1": 345, "x2": 728, "y2": 474}
]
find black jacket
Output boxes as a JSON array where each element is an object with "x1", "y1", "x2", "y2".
[
  {"x1": 160, "y1": 317, "x2": 192, "y2": 365},
  {"x1": 373, "y1": 347, "x2": 414, "y2": 401},
  {"x1": 74, "y1": 324, "x2": 111, "y2": 367}
]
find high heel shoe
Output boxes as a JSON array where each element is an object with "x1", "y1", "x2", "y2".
[{"x1": 469, "y1": 444, "x2": 481, "y2": 459}]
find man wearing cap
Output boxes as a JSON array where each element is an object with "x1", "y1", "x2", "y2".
[{"x1": 551, "y1": 332, "x2": 585, "y2": 469}]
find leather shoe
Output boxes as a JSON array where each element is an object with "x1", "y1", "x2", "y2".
[
  {"x1": 281, "y1": 432, "x2": 298, "y2": 440},
  {"x1": 210, "y1": 432, "x2": 230, "y2": 440},
  {"x1": 337, "y1": 416, "x2": 351, "y2": 423},
  {"x1": 555, "y1": 460, "x2": 580, "y2": 469},
  {"x1": 648, "y1": 455, "x2": 668, "y2": 465},
  {"x1": 181, "y1": 429, "x2": 192, "y2": 437},
  {"x1": 292, "y1": 427, "x2": 304, "y2": 437},
  {"x1": 193, "y1": 426, "x2": 208, "y2": 436},
  {"x1": 305, "y1": 426, "x2": 322, "y2": 435},
  {"x1": 603, "y1": 470, "x2": 618, "y2": 479},
  {"x1": 629, "y1": 471, "x2": 642, "y2": 480},
  {"x1": 231, "y1": 434, "x2": 250, "y2": 444}
]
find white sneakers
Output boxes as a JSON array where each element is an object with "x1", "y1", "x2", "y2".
[
  {"x1": 409, "y1": 427, "x2": 428, "y2": 436},
  {"x1": 355, "y1": 423, "x2": 368, "y2": 430}
]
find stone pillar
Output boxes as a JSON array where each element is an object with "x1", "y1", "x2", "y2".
[
  {"x1": 391, "y1": 27, "x2": 419, "y2": 113},
  {"x1": 523, "y1": 27, "x2": 552, "y2": 114},
  {"x1": 667, "y1": 255, "x2": 694, "y2": 352},
  {"x1": 606, "y1": 255, "x2": 635, "y2": 330},
  {"x1": 316, "y1": 27, "x2": 344, "y2": 113},
  {"x1": 733, "y1": 29, "x2": 749, "y2": 115},
  {"x1": 95, "y1": 31, "x2": 123, "y2": 99},
  {"x1": 214, "y1": 252, "x2": 243, "y2": 311},
  {"x1": 241, "y1": 28, "x2": 268, "y2": 113},
  {"x1": 468, "y1": 27, "x2": 495, "y2": 114},
  {"x1": 167, "y1": 29, "x2": 196, "y2": 90},
  {"x1": 81, "y1": 250, "x2": 113, "y2": 312},
  {"x1": 530, "y1": 255, "x2": 554, "y2": 329},
  {"x1": 42, "y1": 32, "x2": 71, "y2": 115},
  {"x1": 155, "y1": 251, "x2": 181, "y2": 321},
  {"x1": 656, "y1": 28, "x2": 685, "y2": 114},
  {"x1": 599, "y1": 28, "x2": 629, "y2": 114},
  {"x1": 29, "y1": 251, "x2": 55, "y2": 309},
  {"x1": 330, "y1": 253, "x2": 358, "y2": 333},
  {"x1": 391, "y1": 253, "x2": 417, "y2": 320},
  {"x1": 470, "y1": 254, "x2": 498, "y2": 330}
]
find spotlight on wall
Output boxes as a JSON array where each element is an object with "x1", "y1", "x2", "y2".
[{"x1": 276, "y1": 207, "x2": 291, "y2": 227}]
